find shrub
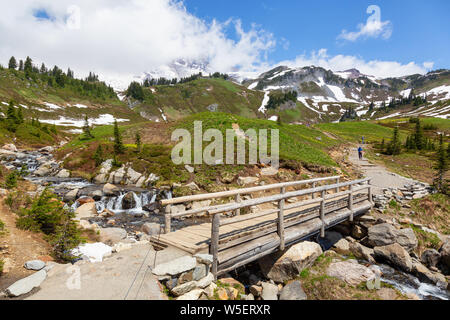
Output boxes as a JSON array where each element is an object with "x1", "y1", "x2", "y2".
[
  {"x1": 16, "y1": 188, "x2": 84, "y2": 262},
  {"x1": 0, "y1": 258, "x2": 4, "y2": 275},
  {"x1": 4, "y1": 171, "x2": 18, "y2": 189}
]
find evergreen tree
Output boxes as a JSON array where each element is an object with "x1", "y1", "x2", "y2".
[
  {"x1": 126, "y1": 81, "x2": 144, "y2": 101},
  {"x1": 93, "y1": 145, "x2": 104, "y2": 167},
  {"x1": 368, "y1": 102, "x2": 374, "y2": 112},
  {"x1": 433, "y1": 134, "x2": 448, "y2": 194},
  {"x1": 24, "y1": 56, "x2": 33, "y2": 77},
  {"x1": 113, "y1": 119, "x2": 125, "y2": 155},
  {"x1": 386, "y1": 126, "x2": 402, "y2": 155},
  {"x1": 16, "y1": 105, "x2": 24, "y2": 124},
  {"x1": 81, "y1": 115, "x2": 93, "y2": 139},
  {"x1": 135, "y1": 132, "x2": 141, "y2": 153},
  {"x1": 8, "y1": 56, "x2": 17, "y2": 69},
  {"x1": 414, "y1": 120, "x2": 424, "y2": 150},
  {"x1": 19, "y1": 60, "x2": 24, "y2": 71},
  {"x1": 40, "y1": 63, "x2": 47, "y2": 74},
  {"x1": 6, "y1": 101, "x2": 16, "y2": 121}
]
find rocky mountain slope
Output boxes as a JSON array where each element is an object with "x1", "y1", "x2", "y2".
[{"x1": 243, "y1": 66, "x2": 450, "y2": 124}]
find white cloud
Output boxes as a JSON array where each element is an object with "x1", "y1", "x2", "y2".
[
  {"x1": 278, "y1": 49, "x2": 433, "y2": 79},
  {"x1": 338, "y1": 5, "x2": 392, "y2": 42},
  {"x1": 0, "y1": 0, "x2": 275, "y2": 83}
]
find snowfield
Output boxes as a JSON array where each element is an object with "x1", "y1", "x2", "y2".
[{"x1": 40, "y1": 114, "x2": 129, "y2": 127}]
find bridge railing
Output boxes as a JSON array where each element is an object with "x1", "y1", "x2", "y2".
[
  {"x1": 205, "y1": 178, "x2": 373, "y2": 278},
  {"x1": 160, "y1": 175, "x2": 341, "y2": 234}
]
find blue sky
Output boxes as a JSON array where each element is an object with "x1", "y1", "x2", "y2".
[
  {"x1": 1, "y1": 0, "x2": 448, "y2": 83},
  {"x1": 185, "y1": 0, "x2": 450, "y2": 70}
]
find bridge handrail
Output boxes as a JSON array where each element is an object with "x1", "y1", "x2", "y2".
[{"x1": 160, "y1": 175, "x2": 341, "y2": 206}]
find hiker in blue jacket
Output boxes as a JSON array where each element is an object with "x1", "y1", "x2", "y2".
[{"x1": 358, "y1": 146, "x2": 364, "y2": 160}]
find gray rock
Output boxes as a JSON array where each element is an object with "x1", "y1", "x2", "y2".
[
  {"x1": 258, "y1": 241, "x2": 322, "y2": 283},
  {"x1": 238, "y1": 177, "x2": 259, "y2": 186},
  {"x1": 350, "y1": 242, "x2": 376, "y2": 263},
  {"x1": 171, "y1": 281, "x2": 197, "y2": 297},
  {"x1": 193, "y1": 264, "x2": 208, "y2": 281},
  {"x1": 91, "y1": 190, "x2": 103, "y2": 201},
  {"x1": 122, "y1": 192, "x2": 137, "y2": 210},
  {"x1": 412, "y1": 261, "x2": 447, "y2": 285},
  {"x1": 261, "y1": 282, "x2": 279, "y2": 300},
  {"x1": 74, "y1": 203, "x2": 97, "y2": 220},
  {"x1": 326, "y1": 261, "x2": 375, "y2": 286},
  {"x1": 177, "y1": 289, "x2": 203, "y2": 300},
  {"x1": 333, "y1": 238, "x2": 351, "y2": 255},
  {"x1": 194, "y1": 254, "x2": 213, "y2": 265},
  {"x1": 94, "y1": 173, "x2": 108, "y2": 184},
  {"x1": 103, "y1": 183, "x2": 119, "y2": 196},
  {"x1": 279, "y1": 281, "x2": 307, "y2": 300},
  {"x1": 368, "y1": 223, "x2": 418, "y2": 252},
  {"x1": 439, "y1": 238, "x2": 450, "y2": 268},
  {"x1": 56, "y1": 169, "x2": 70, "y2": 178},
  {"x1": 421, "y1": 249, "x2": 441, "y2": 269},
  {"x1": 6, "y1": 270, "x2": 47, "y2": 297},
  {"x1": 141, "y1": 223, "x2": 161, "y2": 236},
  {"x1": 374, "y1": 243, "x2": 413, "y2": 272},
  {"x1": 64, "y1": 188, "x2": 79, "y2": 202},
  {"x1": 152, "y1": 256, "x2": 197, "y2": 277},
  {"x1": 24, "y1": 260, "x2": 46, "y2": 271},
  {"x1": 185, "y1": 165, "x2": 195, "y2": 173},
  {"x1": 196, "y1": 273, "x2": 214, "y2": 289}
]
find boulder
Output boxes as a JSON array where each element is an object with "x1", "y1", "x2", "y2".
[
  {"x1": 152, "y1": 256, "x2": 197, "y2": 277},
  {"x1": 261, "y1": 282, "x2": 279, "y2": 300},
  {"x1": 351, "y1": 225, "x2": 366, "y2": 240},
  {"x1": 326, "y1": 261, "x2": 375, "y2": 286},
  {"x1": 34, "y1": 163, "x2": 52, "y2": 177},
  {"x1": 141, "y1": 223, "x2": 161, "y2": 236},
  {"x1": 185, "y1": 182, "x2": 200, "y2": 191},
  {"x1": 196, "y1": 273, "x2": 214, "y2": 289},
  {"x1": 94, "y1": 173, "x2": 108, "y2": 184},
  {"x1": 368, "y1": 223, "x2": 418, "y2": 252},
  {"x1": 56, "y1": 169, "x2": 70, "y2": 178},
  {"x1": 24, "y1": 260, "x2": 46, "y2": 271},
  {"x1": 195, "y1": 254, "x2": 213, "y2": 265},
  {"x1": 143, "y1": 202, "x2": 159, "y2": 213},
  {"x1": 279, "y1": 281, "x2": 307, "y2": 300},
  {"x1": 333, "y1": 238, "x2": 351, "y2": 255},
  {"x1": 126, "y1": 168, "x2": 142, "y2": 185},
  {"x1": 349, "y1": 242, "x2": 376, "y2": 263},
  {"x1": 2, "y1": 144, "x2": 17, "y2": 152},
  {"x1": 5, "y1": 270, "x2": 47, "y2": 297},
  {"x1": 421, "y1": 249, "x2": 441, "y2": 269},
  {"x1": 193, "y1": 264, "x2": 208, "y2": 281},
  {"x1": 171, "y1": 281, "x2": 197, "y2": 297},
  {"x1": 374, "y1": 243, "x2": 413, "y2": 272},
  {"x1": 64, "y1": 188, "x2": 79, "y2": 202},
  {"x1": 121, "y1": 192, "x2": 137, "y2": 210},
  {"x1": 99, "y1": 227, "x2": 127, "y2": 245},
  {"x1": 439, "y1": 238, "x2": 450, "y2": 268},
  {"x1": 261, "y1": 167, "x2": 278, "y2": 176},
  {"x1": 177, "y1": 289, "x2": 203, "y2": 301},
  {"x1": 91, "y1": 190, "x2": 103, "y2": 201},
  {"x1": 412, "y1": 261, "x2": 447, "y2": 285},
  {"x1": 250, "y1": 285, "x2": 262, "y2": 297},
  {"x1": 319, "y1": 231, "x2": 343, "y2": 249},
  {"x1": 204, "y1": 283, "x2": 217, "y2": 299},
  {"x1": 39, "y1": 146, "x2": 54, "y2": 153},
  {"x1": 238, "y1": 177, "x2": 259, "y2": 186},
  {"x1": 75, "y1": 202, "x2": 97, "y2": 220},
  {"x1": 77, "y1": 197, "x2": 95, "y2": 205},
  {"x1": 258, "y1": 241, "x2": 323, "y2": 283}
]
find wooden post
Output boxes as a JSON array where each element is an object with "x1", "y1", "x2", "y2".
[
  {"x1": 211, "y1": 214, "x2": 220, "y2": 280},
  {"x1": 278, "y1": 187, "x2": 286, "y2": 251},
  {"x1": 320, "y1": 190, "x2": 325, "y2": 238},
  {"x1": 368, "y1": 179, "x2": 373, "y2": 204},
  {"x1": 348, "y1": 184, "x2": 354, "y2": 222},
  {"x1": 335, "y1": 177, "x2": 340, "y2": 193},
  {"x1": 312, "y1": 182, "x2": 316, "y2": 199},
  {"x1": 164, "y1": 205, "x2": 172, "y2": 234},
  {"x1": 234, "y1": 194, "x2": 241, "y2": 216}
]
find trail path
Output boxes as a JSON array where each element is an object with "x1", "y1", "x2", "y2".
[
  {"x1": 347, "y1": 145, "x2": 422, "y2": 195},
  {"x1": 25, "y1": 245, "x2": 188, "y2": 300}
]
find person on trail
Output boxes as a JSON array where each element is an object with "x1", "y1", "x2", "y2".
[{"x1": 358, "y1": 146, "x2": 364, "y2": 160}]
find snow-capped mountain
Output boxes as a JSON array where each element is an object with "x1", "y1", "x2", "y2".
[
  {"x1": 143, "y1": 58, "x2": 211, "y2": 80},
  {"x1": 244, "y1": 66, "x2": 450, "y2": 122}
]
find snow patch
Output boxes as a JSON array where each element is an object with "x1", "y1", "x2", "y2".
[
  {"x1": 44, "y1": 102, "x2": 63, "y2": 110},
  {"x1": 248, "y1": 82, "x2": 259, "y2": 90},
  {"x1": 259, "y1": 91, "x2": 270, "y2": 114},
  {"x1": 268, "y1": 116, "x2": 278, "y2": 122},
  {"x1": 73, "y1": 103, "x2": 88, "y2": 109},
  {"x1": 71, "y1": 243, "x2": 112, "y2": 263}
]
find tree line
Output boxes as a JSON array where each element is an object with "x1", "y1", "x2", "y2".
[{"x1": 7, "y1": 56, "x2": 116, "y2": 101}]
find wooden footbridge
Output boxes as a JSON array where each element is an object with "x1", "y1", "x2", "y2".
[{"x1": 152, "y1": 176, "x2": 373, "y2": 278}]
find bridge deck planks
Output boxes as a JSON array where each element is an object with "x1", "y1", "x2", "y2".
[{"x1": 151, "y1": 193, "x2": 369, "y2": 255}]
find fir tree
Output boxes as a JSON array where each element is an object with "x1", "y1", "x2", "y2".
[
  {"x1": 8, "y1": 56, "x2": 17, "y2": 69},
  {"x1": 135, "y1": 132, "x2": 141, "y2": 153},
  {"x1": 386, "y1": 126, "x2": 402, "y2": 155},
  {"x1": 113, "y1": 119, "x2": 125, "y2": 155},
  {"x1": 16, "y1": 105, "x2": 24, "y2": 124},
  {"x1": 40, "y1": 63, "x2": 47, "y2": 74},
  {"x1": 414, "y1": 120, "x2": 424, "y2": 150},
  {"x1": 81, "y1": 115, "x2": 93, "y2": 139},
  {"x1": 19, "y1": 60, "x2": 24, "y2": 71},
  {"x1": 24, "y1": 56, "x2": 33, "y2": 77},
  {"x1": 93, "y1": 145, "x2": 104, "y2": 167},
  {"x1": 433, "y1": 134, "x2": 448, "y2": 194},
  {"x1": 6, "y1": 101, "x2": 17, "y2": 121}
]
